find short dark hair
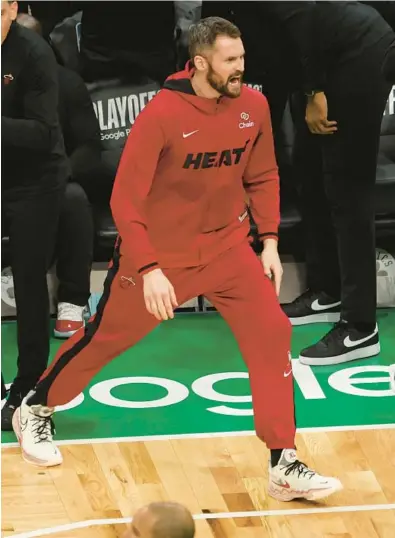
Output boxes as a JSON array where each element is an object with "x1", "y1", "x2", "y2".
[
  {"x1": 188, "y1": 16, "x2": 241, "y2": 61},
  {"x1": 149, "y1": 502, "x2": 195, "y2": 538}
]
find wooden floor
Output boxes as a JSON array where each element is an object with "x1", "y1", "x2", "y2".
[{"x1": 2, "y1": 429, "x2": 395, "y2": 538}]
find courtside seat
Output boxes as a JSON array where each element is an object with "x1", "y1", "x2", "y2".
[
  {"x1": 93, "y1": 205, "x2": 117, "y2": 242},
  {"x1": 86, "y1": 77, "x2": 162, "y2": 260},
  {"x1": 375, "y1": 155, "x2": 395, "y2": 228},
  {"x1": 277, "y1": 100, "x2": 302, "y2": 235},
  {"x1": 375, "y1": 89, "x2": 395, "y2": 232},
  {"x1": 1, "y1": 234, "x2": 10, "y2": 265},
  {"x1": 92, "y1": 204, "x2": 117, "y2": 260},
  {"x1": 49, "y1": 11, "x2": 82, "y2": 73},
  {"x1": 279, "y1": 198, "x2": 302, "y2": 231}
]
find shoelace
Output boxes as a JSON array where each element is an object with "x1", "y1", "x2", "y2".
[
  {"x1": 58, "y1": 303, "x2": 84, "y2": 321},
  {"x1": 31, "y1": 415, "x2": 54, "y2": 444},
  {"x1": 282, "y1": 460, "x2": 316, "y2": 480},
  {"x1": 321, "y1": 321, "x2": 349, "y2": 345},
  {"x1": 292, "y1": 289, "x2": 317, "y2": 307}
]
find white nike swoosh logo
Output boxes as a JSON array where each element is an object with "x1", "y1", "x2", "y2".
[
  {"x1": 238, "y1": 210, "x2": 248, "y2": 222},
  {"x1": 183, "y1": 130, "x2": 199, "y2": 138},
  {"x1": 344, "y1": 325, "x2": 378, "y2": 348},
  {"x1": 284, "y1": 352, "x2": 293, "y2": 377},
  {"x1": 311, "y1": 299, "x2": 341, "y2": 312}
]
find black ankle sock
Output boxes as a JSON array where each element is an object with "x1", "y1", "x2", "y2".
[
  {"x1": 24, "y1": 390, "x2": 42, "y2": 407},
  {"x1": 270, "y1": 449, "x2": 283, "y2": 467}
]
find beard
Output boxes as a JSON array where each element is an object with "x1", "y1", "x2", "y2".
[{"x1": 206, "y1": 63, "x2": 244, "y2": 98}]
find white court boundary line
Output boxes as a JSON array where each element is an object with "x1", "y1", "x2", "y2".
[
  {"x1": 7, "y1": 503, "x2": 395, "y2": 538},
  {"x1": 2, "y1": 422, "x2": 395, "y2": 449}
]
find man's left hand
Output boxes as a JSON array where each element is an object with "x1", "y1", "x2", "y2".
[
  {"x1": 260, "y1": 240, "x2": 283, "y2": 296},
  {"x1": 305, "y1": 92, "x2": 337, "y2": 135}
]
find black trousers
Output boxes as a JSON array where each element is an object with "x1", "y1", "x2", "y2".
[
  {"x1": 2, "y1": 185, "x2": 64, "y2": 395},
  {"x1": 1, "y1": 374, "x2": 7, "y2": 400},
  {"x1": 55, "y1": 182, "x2": 93, "y2": 307},
  {"x1": 292, "y1": 40, "x2": 392, "y2": 324},
  {"x1": 261, "y1": 77, "x2": 290, "y2": 138}
]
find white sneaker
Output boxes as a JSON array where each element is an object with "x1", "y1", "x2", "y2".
[
  {"x1": 54, "y1": 302, "x2": 85, "y2": 338},
  {"x1": 12, "y1": 396, "x2": 63, "y2": 467},
  {"x1": 390, "y1": 364, "x2": 395, "y2": 394},
  {"x1": 268, "y1": 449, "x2": 343, "y2": 501},
  {"x1": 1, "y1": 267, "x2": 16, "y2": 309}
]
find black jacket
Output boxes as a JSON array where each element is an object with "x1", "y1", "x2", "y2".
[
  {"x1": 79, "y1": 1, "x2": 177, "y2": 83},
  {"x1": 1, "y1": 23, "x2": 69, "y2": 192},
  {"x1": 362, "y1": 1, "x2": 395, "y2": 29},
  {"x1": 383, "y1": 39, "x2": 395, "y2": 81},
  {"x1": 57, "y1": 64, "x2": 101, "y2": 184}
]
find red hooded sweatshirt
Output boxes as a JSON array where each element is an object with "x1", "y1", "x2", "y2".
[{"x1": 110, "y1": 63, "x2": 280, "y2": 275}]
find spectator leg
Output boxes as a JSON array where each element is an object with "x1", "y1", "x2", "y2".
[
  {"x1": 322, "y1": 84, "x2": 391, "y2": 325},
  {"x1": 56, "y1": 182, "x2": 94, "y2": 308},
  {"x1": 292, "y1": 94, "x2": 341, "y2": 298},
  {"x1": 3, "y1": 186, "x2": 64, "y2": 399}
]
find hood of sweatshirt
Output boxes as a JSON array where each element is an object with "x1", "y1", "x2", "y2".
[{"x1": 162, "y1": 61, "x2": 239, "y2": 115}]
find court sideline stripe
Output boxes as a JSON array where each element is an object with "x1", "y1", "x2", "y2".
[
  {"x1": 7, "y1": 503, "x2": 395, "y2": 538},
  {"x1": 2, "y1": 422, "x2": 395, "y2": 449}
]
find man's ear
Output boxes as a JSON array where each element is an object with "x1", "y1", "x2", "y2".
[
  {"x1": 193, "y1": 54, "x2": 207, "y2": 72},
  {"x1": 10, "y1": 1, "x2": 18, "y2": 22}
]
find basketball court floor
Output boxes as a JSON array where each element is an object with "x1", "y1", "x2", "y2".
[{"x1": 1, "y1": 310, "x2": 395, "y2": 537}]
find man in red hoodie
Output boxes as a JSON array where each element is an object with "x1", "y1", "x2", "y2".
[{"x1": 13, "y1": 17, "x2": 342, "y2": 502}]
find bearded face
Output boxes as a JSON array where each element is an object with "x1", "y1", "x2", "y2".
[{"x1": 206, "y1": 60, "x2": 244, "y2": 98}]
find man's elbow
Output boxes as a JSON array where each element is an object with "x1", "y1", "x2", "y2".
[
  {"x1": 33, "y1": 121, "x2": 54, "y2": 150},
  {"x1": 2, "y1": 117, "x2": 52, "y2": 150}
]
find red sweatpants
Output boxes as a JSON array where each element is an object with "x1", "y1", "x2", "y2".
[{"x1": 33, "y1": 240, "x2": 295, "y2": 448}]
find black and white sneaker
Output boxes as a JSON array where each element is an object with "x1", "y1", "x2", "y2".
[
  {"x1": 281, "y1": 290, "x2": 341, "y2": 326},
  {"x1": 299, "y1": 321, "x2": 380, "y2": 366}
]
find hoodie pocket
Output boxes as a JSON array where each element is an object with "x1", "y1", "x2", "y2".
[{"x1": 201, "y1": 183, "x2": 246, "y2": 233}]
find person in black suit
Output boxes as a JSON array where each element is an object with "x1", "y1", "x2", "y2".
[
  {"x1": 201, "y1": 1, "x2": 394, "y2": 366},
  {"x1": 17, "y1": 13, "x2": 101, "y2": 340},
  {"x1": 1, "y1": 1, "x2": 69, "y2": 427}
]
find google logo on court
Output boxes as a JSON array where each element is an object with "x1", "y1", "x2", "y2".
[{"x1": 56, "y1": 363, "x2": 395, "y2": 414}]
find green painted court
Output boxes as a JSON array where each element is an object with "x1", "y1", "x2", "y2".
[{"x1": 1, "y1": 309, "x2": 395, "y2": 445}]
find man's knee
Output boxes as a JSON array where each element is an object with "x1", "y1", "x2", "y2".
[
  {"x1": 252, "y1": 305, "x2": 292, "y2": 344},
  {"x1": 270, "y1": 309, "x2": 292, "y2": 341},
  {"x1": 63, "y1": 182, "x2": 89, "y2": 210}
]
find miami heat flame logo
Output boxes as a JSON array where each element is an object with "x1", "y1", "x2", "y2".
[{"x1": 3, "y1": 74, "x2": 14, "y2": 85}]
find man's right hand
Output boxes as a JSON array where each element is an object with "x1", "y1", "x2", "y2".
[{"x1": 143, "y1": 268, "x2": 178, "y2": 321}]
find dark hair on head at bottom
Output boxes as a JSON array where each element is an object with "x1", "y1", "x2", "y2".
[{"x1": 148, "y1": 502, "x2": 196, "y2": 538}]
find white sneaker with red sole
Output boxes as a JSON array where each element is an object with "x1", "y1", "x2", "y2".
[
  {"x1": 54, "y1": 302, "x2": 85, "y2": 338},
  {"x1": 268, "y1": 449, "x2": 343, "y2": 501},
  {"x1": 12, "y1": 396, "x2": 62, "y2": 467}
]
